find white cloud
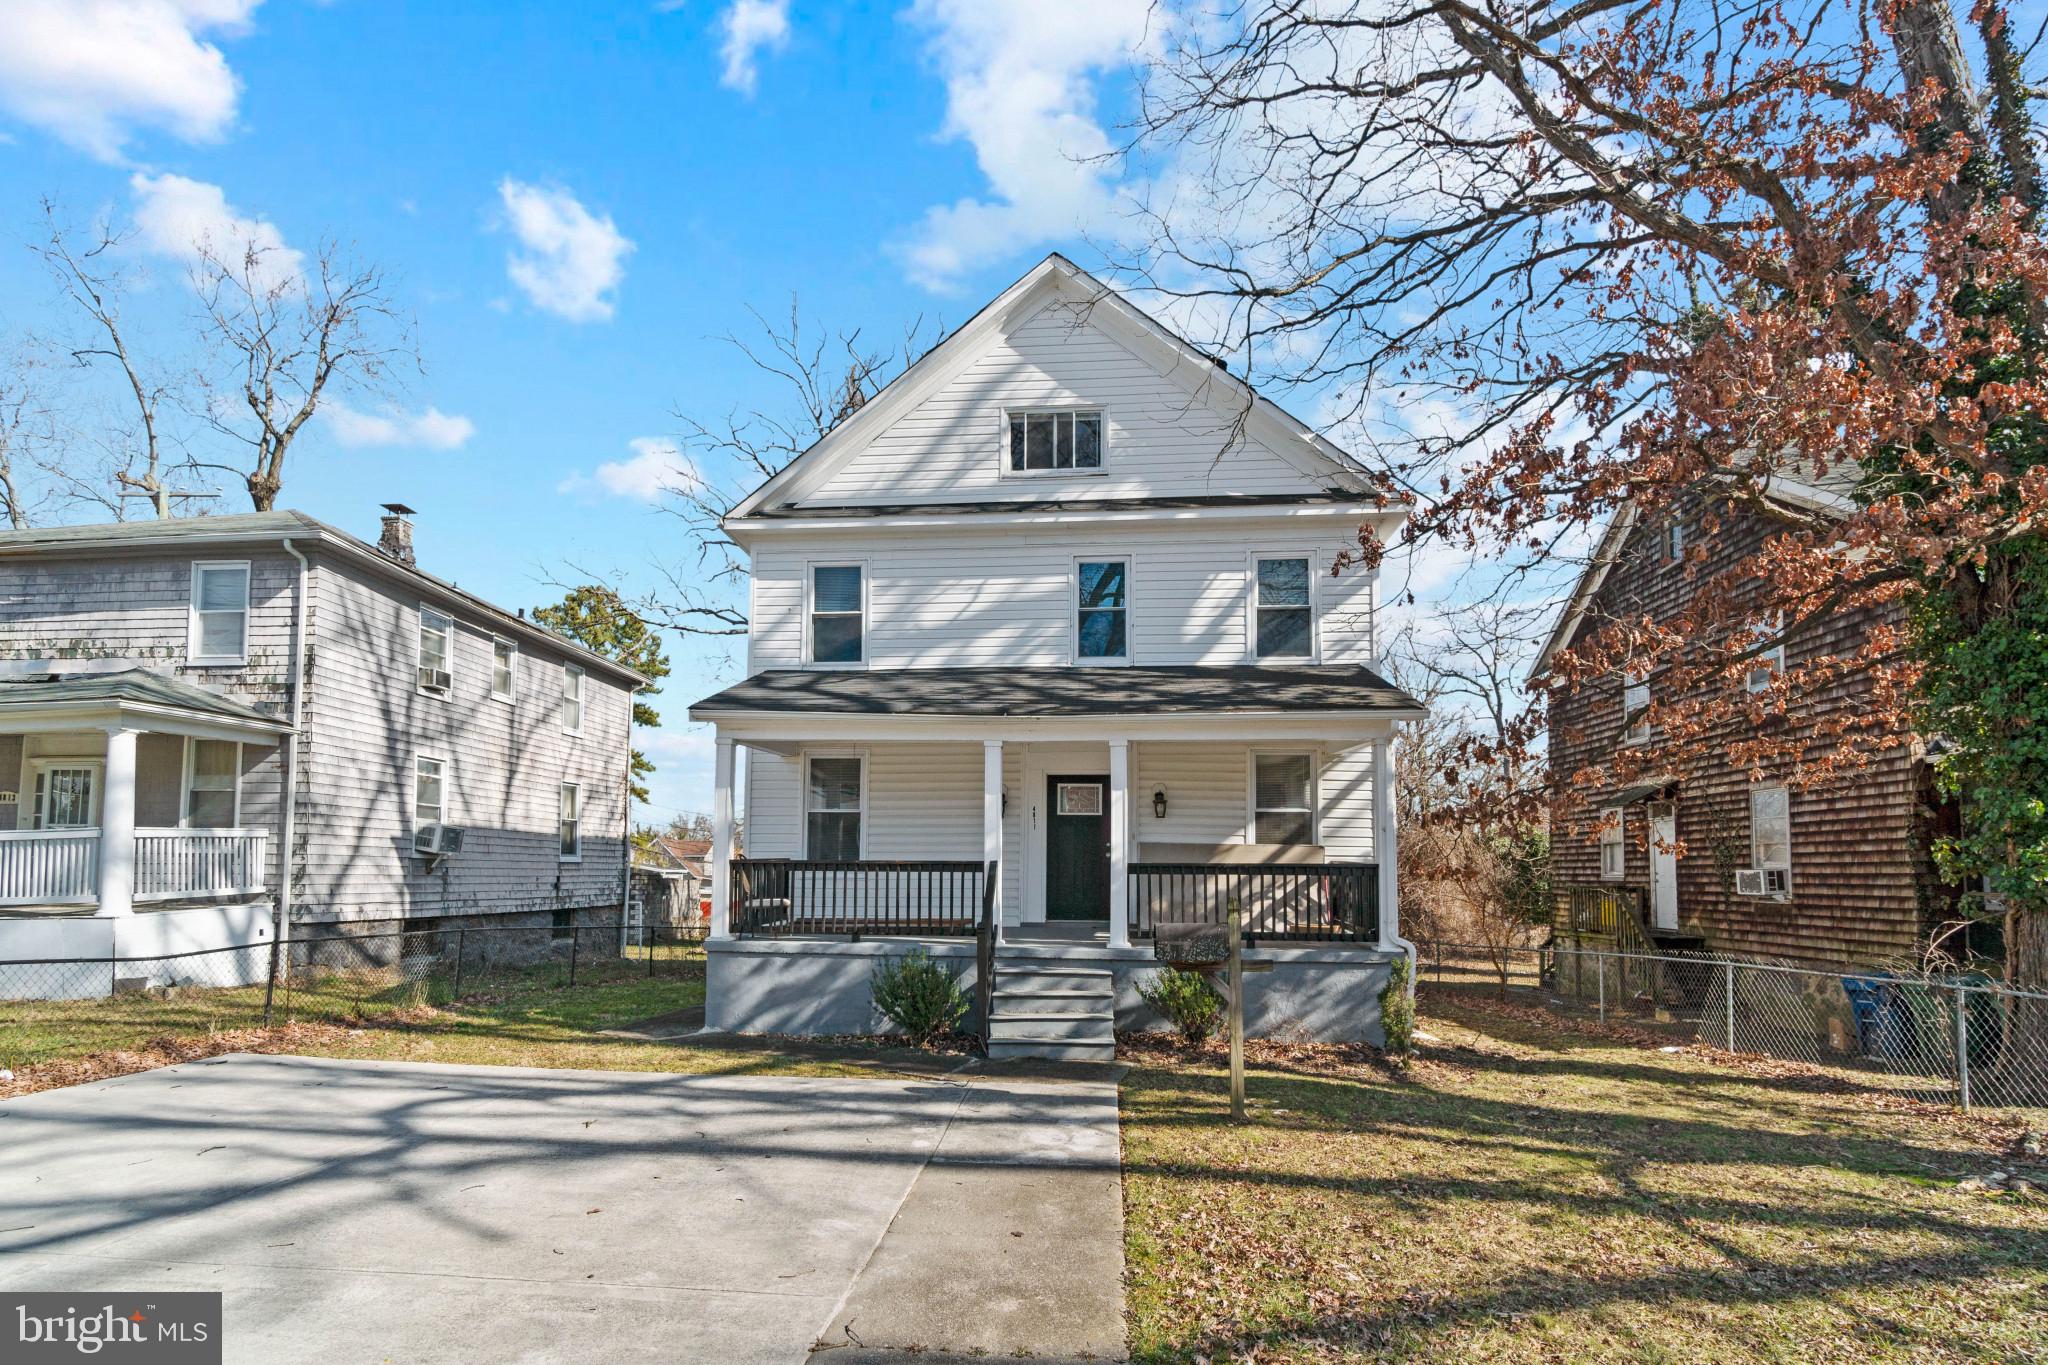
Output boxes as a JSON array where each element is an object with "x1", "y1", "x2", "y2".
[
  {"x1": 558, "y1": 437, "x2": 701, "y2": 502},
  {"x1": 716, "y1": 0, "x2": 790, "y2": 95},
  {"x1": 494, "y1": 178, "x2": 634, "y2": 323},
  {"x1": 324, "y1": 401, "x2": 476, "y2": 451},
  {"x1": 896, "y1": 0, "x2": 1153, "y2": 291},
  {"x1": 129, "y1": 171, "x2": 304, "y2": 289},
  {"x1": 0, "y1": 0, "x2": 260, "y2": 161}
]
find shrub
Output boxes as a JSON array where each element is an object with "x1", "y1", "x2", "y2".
[
  {"x1": 1139, "y1": 967, "x2": 1224, "y2": 1046},
  {"x1": 1380, "y1": 954, "x2": 1417, "y2": 1058},
  {"x1": 871, "y1": 949, "x2": 969, "y2": 1044}
]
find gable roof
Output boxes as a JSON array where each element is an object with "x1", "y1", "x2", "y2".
[
  {"x1": 0, "y1": 511, "x2": 648, "y2": 688},
  {"x1": 726, "y1": 254, "x2": 1397, "y2": 525},
  {"x1": 1528, "y1": 468, "x2": 1862, "y2": 682}
]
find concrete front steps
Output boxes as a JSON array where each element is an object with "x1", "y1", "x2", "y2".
[{"x1": 985, "y1": 959, "x2": 1116, "y2": 1062}]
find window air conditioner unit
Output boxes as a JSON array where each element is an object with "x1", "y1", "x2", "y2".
[
  {"x1": 415, "y1": 824, "x2": 465, "y2": 857},
  {"x1": 1734, "y1": 869, "x2": 1767, "y2": 897},
  {"x1": 417, "y1": 667, "x2": 453, "y2": 692}
]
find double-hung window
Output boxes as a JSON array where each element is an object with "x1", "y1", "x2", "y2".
[
  {"x1": 1663, "y1": 519, "x2": 1687, "y2": 564},
  {"x1": 184, "y1": 740, "x2": 240, "y2": 827},
  {"x1": 1251, "y1": 753, "x2": 1314, "y2": 846},
  {"x1": 189, "y1": 561, "x2": 250, "y2": 665},
  {"x1": 1746, "y1": 613, "x2": 1786, "y2": 693},
  {"x1": 1622, "y1": 670, "x2": 1651, "y2": 744},
  {"x1": 810, "y1": 565, "x2": 864, "y2": 664},
  {"x1": 1750, "y1": 785, "x2": 1792, "y2": 894},
  {"x1": 491, "y1": 638, "x2": 517, "y2": 702},
  {"x1": 805, "y1": 755, "x2": 864, "y2": 862},
  {"x1": 1599, "y1": 807, "x2": 1626, "y2": 880},
  {"x1": 417, "y1": 607, "x2": 454, "y2": 695},
  {"x1": 559, "y1": 782, "x2": 582, "y2": 862},
  {"x1": 413, "y1": 755, "x2": 446, "y2": 852},
  {"x1": 1075, "y1": 559, "x2": 1129, "y2": 661},
  {"x1": 561, "y1": 664, "x2": 584, "y2": 734},
  {"x1": 1007, "y1": 409, "x2": 1103, "y2": 473},
  {"x1": 1254, "y1": 557, "x2": 1313, "y2": 659}
]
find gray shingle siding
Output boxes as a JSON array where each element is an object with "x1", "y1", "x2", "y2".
[{"x1": 0, "y1": 538, "x2": 632, "y2": 924}]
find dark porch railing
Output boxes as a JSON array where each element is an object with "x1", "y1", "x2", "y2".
[
  {"x1": 1559, "y1": 882, "x2": 1648, "y2": 940},
  {"x1": 731, "y1": 858, "x2": 987, "y2": 938},
  {"x1": 1127, "y1": 862, "x2": 1380, "y2": 946}
]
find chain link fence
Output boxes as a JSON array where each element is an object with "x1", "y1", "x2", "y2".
[
  {"x1": 1417, "y1": 938, "x2": 2048, "y2": 1115},
  {"x1": 0, "y1": 919, "x2": 705, "y2": 1076}
]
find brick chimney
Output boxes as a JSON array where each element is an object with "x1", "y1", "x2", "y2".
[{"x1": 377, "y1": 503, "x2": 417, "y2": 566}]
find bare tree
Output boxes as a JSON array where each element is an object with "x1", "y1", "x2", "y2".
[
  {"x1": 190, "y1": 240, "x2": 415, "y2": 511},
  {"x1": 35, "y1": 205, "x2": 188, "y2": 518},
  {"x1": 0, "y1": 353, "x2": 53, "y2": 529},
  {"x1": 632, "y1": 301, "x2": 941, "y2": 638}
]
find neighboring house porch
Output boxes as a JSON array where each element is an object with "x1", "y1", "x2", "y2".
[
  {"x1": 690, "y1": 665, "x2": 1422, "y2": 1053},
  {"x1": 0, "y1": 669, "x2": 286, "y2": 918}
]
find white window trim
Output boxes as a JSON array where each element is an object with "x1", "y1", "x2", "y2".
[
  {"x1": 561, "y1": 663, "x2": 585, "y2": 736},
  {"x1": 412, "y1": 751, "x2": 450, "y2": 856},
  {"x1": 1622, "y1": 670, "x2": 1651, "y2": 745},
  {"x1": 490, "y1": 636, "x2": 518, "y2": 704},
  {"x1": 1246, "y1": 749, "x2": 1319, "y2": 846},
  {"x1": 803, "y1": 560, "x2": 869, "y2": 670},
  {"x1": 1599, "y1": 807, "x2": 1626, "y2": 881},
  {"x1": 802, "y1": 748, "x2": 869, "y2": 861},
  {"x1": 1746, "y1": 614, "x2": 1786, "y2": 693},
  {"x1": 417, "y1": 604, "x2": 456, "y2": 698},
  {"x1": 1071, "y1": 554, "x2": 1134, "y2": 665},
  {"x1": 558, "y1": 781, "x2": 583, "y2": 863},
  {"x1": 1246, "y1": 551, "x2": 1320, "y2": 664},
  {"x1": 28, "y1": 758, "x2": 103, "y2": 829},
  {"x1": 179, "y1": 738, "x2": 242, "y2": 829},
  {"x1": 1749, "y1": 784, "x2": 1793, "y2": 895},
  {"x1": 187, "y1": 560, "x2": 252, "y2": 667},
  {"x1": 997, "y1": 405, "x2": 1109, "y2": 480}
]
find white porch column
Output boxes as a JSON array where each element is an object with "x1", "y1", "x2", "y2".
[
  {"x1": 1373, "y1": 734, "x2": 1401, "y2": 950},
  {"x1": 982, "y1": 739, "x2": 1004, "y2": 941},
  {"x1": 709, "y1": 737, "x2": 736, "y2": 939},
  {"x1": 1107, "y1": 739, "x2": 1131, "y2": 949},
  {"x1": 96, "y1": 726, "x2": 139, "y2": 918}
]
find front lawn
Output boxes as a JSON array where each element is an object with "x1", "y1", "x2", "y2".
[{"x1": 1121, "y1": 994, "x2": 2048, "y2": 1363}]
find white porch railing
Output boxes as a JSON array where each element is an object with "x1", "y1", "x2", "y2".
[
  {"x1": 0, "y1": 830, "x2": 99, "y2": 906},
  {"x1": 134, "y1": 828, "x2": 269, "y2": 902}
]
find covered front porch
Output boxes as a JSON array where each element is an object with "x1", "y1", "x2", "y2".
[{"x1": 0, "y1": 668, "x2": 290, "y2": 919}]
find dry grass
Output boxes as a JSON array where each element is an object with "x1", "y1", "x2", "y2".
[{"x1": 1122, "y1": 992, "x2": 2048, "y2": 1363}]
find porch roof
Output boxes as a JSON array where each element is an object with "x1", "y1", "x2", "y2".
[
  {"x1": 690, "y1": 665, "x2": 1424, "y2": 721},
  {"x1": 0, "y1": 668, "x2": 290, "y2": 740}
]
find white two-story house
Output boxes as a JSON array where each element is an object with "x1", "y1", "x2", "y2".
[{"x1": 688, "y1": 256, "x2": 1424, "y2": 1057}]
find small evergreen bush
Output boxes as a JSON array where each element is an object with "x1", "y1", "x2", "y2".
[
  {"x1": 1139, "y1": 967, "x2": 1224, "y2": 1045},
  {"x1": 871, "y1": 949, "x2": 969, "y2": 1043},
  {"x1": 1380, "y1": 954, "x2": 1417, "y2": 1058}
]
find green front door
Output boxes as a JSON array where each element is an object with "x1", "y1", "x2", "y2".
[{"x1": 1045, "y1": 775, "x2": 1109, "y2": 921}]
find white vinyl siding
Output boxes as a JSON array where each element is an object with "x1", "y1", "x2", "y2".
[
  {"x1": 188, "y1": 561, "x2": 251, "y2": 665},
  {"x1": 747, "y1": 525, "x2": 1375, "y2": 671},
  {"x1": 806, "y1": 298, "x2": 1316, "y2": 505}
]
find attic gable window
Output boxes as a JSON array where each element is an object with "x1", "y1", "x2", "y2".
[{"x1": 1007, "y1": 410, "x2": 1103, "y2": 474}]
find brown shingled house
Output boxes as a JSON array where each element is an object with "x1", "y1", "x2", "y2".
[{"x1": 1536, "y1": 476, "x2": 1965, "y2": 973}]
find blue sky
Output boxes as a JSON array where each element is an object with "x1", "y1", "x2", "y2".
[{"x1": 0, "y1": 0, "x2": 1170, "y2": 830}]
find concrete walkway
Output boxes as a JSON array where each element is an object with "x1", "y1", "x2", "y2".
[{"x1": 0, "y1": 1054, "x2": 1125, "y2": 1364}]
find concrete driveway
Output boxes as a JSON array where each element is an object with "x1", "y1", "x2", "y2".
[{"x1": 0, "y1": 1055, "x2": 1124, "y2": 1364}]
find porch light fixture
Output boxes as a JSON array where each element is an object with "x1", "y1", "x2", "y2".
[{"x1": 1151, "y1": 786, "x2": 1169, "y2": 819}]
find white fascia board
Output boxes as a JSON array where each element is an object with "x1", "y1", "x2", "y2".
[
  {"x1": 725, "y1": 502, "x2": 1412, "y2": 544},
  {"x1": 689, "y1": 710, "x2": 1420, "y2": 743},
  {"x1": 0, "y1": 701, "x2": 291, "y2": 742}
]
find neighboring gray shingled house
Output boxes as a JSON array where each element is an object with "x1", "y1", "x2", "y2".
[{"x1": 0, "y1": 507, "x2": 644, "y2": 971}]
